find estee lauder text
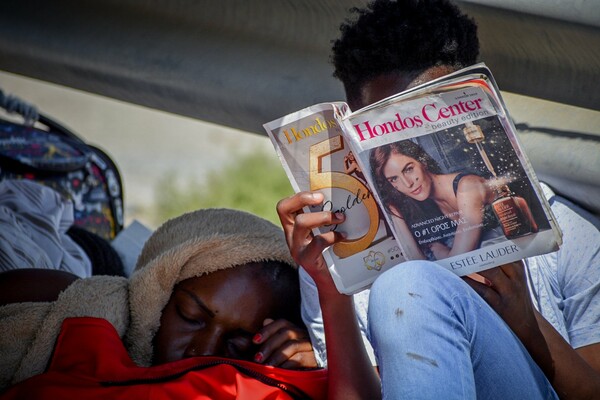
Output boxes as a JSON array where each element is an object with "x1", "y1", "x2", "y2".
[{"x1": 449, "y1": 244, "x2": 519, "y2": 270}]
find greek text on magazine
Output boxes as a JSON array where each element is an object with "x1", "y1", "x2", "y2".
[{"x1": 264, "y1": 63, "x2": 562, "y2": 294}]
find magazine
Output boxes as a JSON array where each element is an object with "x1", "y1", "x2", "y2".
[{"x1": 264, "y1": 63, "x2": 562, "y2": 294}]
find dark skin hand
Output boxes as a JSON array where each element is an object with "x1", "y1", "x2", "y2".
[
  {"x1": 277, "y1": 191, "x2": 381, "y2": 400},
  {"x1": 253, "y1": 318, "x2": 317, "y2": 369},
  {"x1": 466, "y1": 262, "x2": 600, "y2": 399},
  {"x1": 465, "y1": 263, "x2": 539, "y2": 346}
]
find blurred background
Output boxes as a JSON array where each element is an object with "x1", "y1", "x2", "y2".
[{"x1": 0, "y1": 70, "x2": 292, "y2": 229}]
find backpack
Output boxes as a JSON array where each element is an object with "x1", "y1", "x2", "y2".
[
  {"x1": 0, "y1": 317, "x2": 328, "y2": 400},
  {"x1": 0, "y1": 89, "x2": 124, "y2": 241}
]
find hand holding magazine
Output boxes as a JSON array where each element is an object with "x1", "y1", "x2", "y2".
[{"x1": 264, "y1": 64, "x2": 562, "y2": 294}]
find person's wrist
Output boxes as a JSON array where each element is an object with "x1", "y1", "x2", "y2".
[
  {"x1": 307, "y1": 268, "x2": 346, "y2": 298},
  {"x1": 516, "y1": 311, "x2": 545, "y2": 349},
  {"x1": 318, "y1": 286, "x2": 352, "y2": 310}
]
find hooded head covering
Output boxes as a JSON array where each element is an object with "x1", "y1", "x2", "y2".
[{"x1": 125, "y1": 208, "x2": 296, "y2": 366}]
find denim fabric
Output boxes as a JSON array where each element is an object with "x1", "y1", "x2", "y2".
[{"x1": 368, "y1": 260, "x2": 558, "y2": 400}]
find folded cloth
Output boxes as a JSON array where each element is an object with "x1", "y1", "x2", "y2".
[{"x1": 0, "y1": 179, "x2": 91, "y2": 278}]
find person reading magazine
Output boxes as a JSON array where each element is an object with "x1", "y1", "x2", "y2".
[{"x1": 282, "y1": 0, "x2": 600, "y2": 399}]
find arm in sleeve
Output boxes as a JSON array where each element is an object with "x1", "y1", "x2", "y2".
[{"x1": 299, "y1": 267, "x2": 377, "y2": 367}]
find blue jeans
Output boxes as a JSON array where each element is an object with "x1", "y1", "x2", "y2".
[{"x1": 368, "y1": 261, "x2": 558, "y2": 399}]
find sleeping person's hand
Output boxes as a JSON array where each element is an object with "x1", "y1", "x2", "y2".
[{"x1": 252, "y1": 318, "x2": 318, "y2": 369}]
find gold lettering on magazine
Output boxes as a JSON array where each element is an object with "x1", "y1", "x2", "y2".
[
  {"x1": 282, "y1": 118, "x2": 337, "y2": 144},
  {"x1": 309, "y1": 135, "x2": 379, "y2": 258}
]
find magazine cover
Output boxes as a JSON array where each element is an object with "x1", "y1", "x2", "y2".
[
  {"x1": 264, "y1": 103, "x2": 402, "y2": 294},
  {"x1": 341, "y1": 64, "x2": 562, "y2": 277}
]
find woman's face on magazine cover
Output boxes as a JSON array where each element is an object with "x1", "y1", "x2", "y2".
[
  {"x1": 152, "y1": 263, "x2": 278, "y2": 365},
  {"x1": 383, "y1": 152, "x2": 432, "y2": 201}
]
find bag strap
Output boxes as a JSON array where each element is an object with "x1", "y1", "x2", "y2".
[
  {"x1": 0, "y1": 88, "x2": 39, "y2": 125},
  {"x1": 0, "y1": 88, "x2": 124, "y2": 235},
  {"x1": 0, "y1": 87, "x2": 85, "y2": 143},
  {"x1": 37, "y1": 113, "x2": 87, "y2": 144}
]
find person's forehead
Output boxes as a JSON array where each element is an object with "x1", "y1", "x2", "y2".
[
  {"x1": 175, "y1": 268, "x2": 275, "y2": 321},
  {"x1": 355, "y1": 65, "x2": 457, "y2": 109},
  {"x1": 179, "y1": 265, "x2": 264, "y2": 293},
  {"x1": 179, "y1": 264, "x2": 280, "y2": 310},
  {"x1": 164, "y1": 277, "x2": 270, "y2": 341}
]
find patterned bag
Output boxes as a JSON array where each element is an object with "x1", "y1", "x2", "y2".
[{"x1": 0, "y1": 88, "x2": 123, "y2": 241}]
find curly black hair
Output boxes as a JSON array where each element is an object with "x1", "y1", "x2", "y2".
[{"x1": 332, "y1": 0, "x2": 479, "y2": 104}]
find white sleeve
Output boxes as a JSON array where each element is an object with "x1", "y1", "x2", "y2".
[{"x1": 525, "y1": 183, "x2": 600, "y2": 348}]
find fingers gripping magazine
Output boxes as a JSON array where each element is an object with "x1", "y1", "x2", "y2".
[
  {"x1": 264, "y1": 103, "x2": 402, "y2": 294},
  {"x1": 265, "y1": 64, "x2": 562, "y2": 294}
]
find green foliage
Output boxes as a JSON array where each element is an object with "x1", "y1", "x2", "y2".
[{"x1": 153, "y1": 149, "x2": 293, "y2": 226}]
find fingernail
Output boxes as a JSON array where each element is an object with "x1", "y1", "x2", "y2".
[
  {"x1": 254, "y1": 352, "x2": 263, "y2": 363},
  {"x1": 253, "y1": 333, "x2": 262, "y2": 343},
  {"x1": 335, "y1": 212, "x2": 345, "y2": 220},
  {"x1": 484, "y1": 278, "x2": 493, "y2": 287}
]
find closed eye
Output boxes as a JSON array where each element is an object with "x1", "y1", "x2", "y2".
[
  {"x1": 176, "y1": 306, "x2": 206, "y2": 327},
  {"x1": 175, "y1": 287, "x2": 215, "y2": 327},
  {"x1": 225, "y1": 331, "x2": 254, "y2": 359}
]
